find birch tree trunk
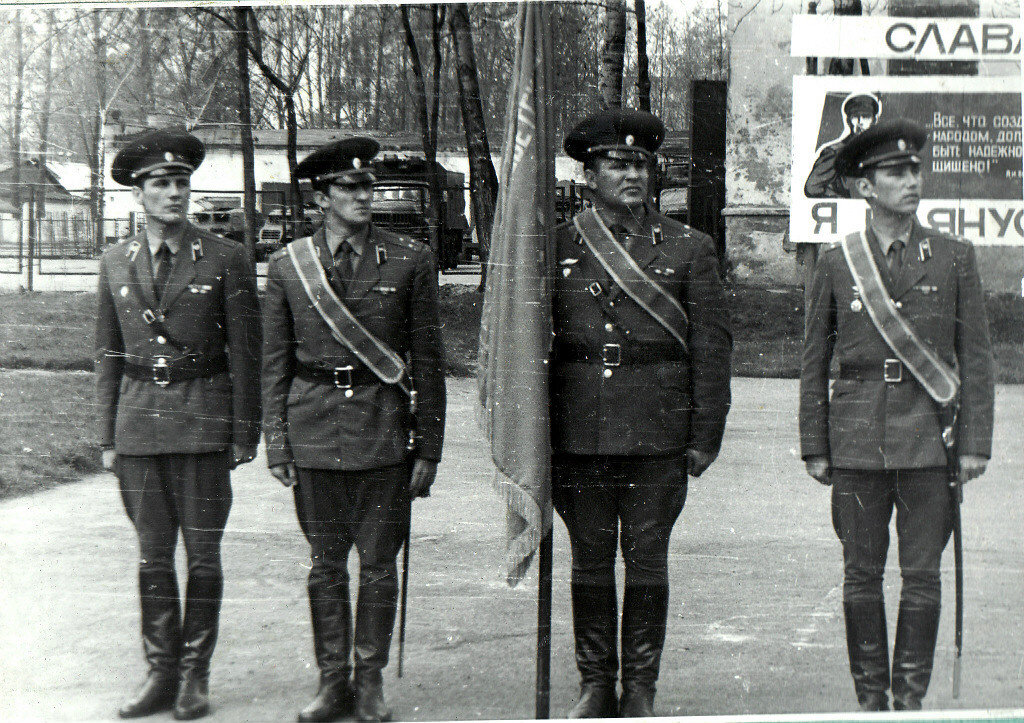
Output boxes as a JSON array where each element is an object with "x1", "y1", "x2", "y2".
[{"x1": 598, "y1": 0, "x2": 627, "y2": 110}]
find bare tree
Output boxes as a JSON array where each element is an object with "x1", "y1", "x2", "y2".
[
  {"x1": 206, "y1": 7, "x2": 310, "y2": 226},
  {"x1": 635, "y1": 0, "x2": 651, "y2": 112},
  {"x1": 400, "y1": 5, "x2": 445, "y2": 259},
  {"x1": 449, "y1": 4, "x2": 498, "y2": 272},
  {"x1": 599, "y1": 0, "x2": 627, "y2": 109},
  {"x1": 235, "y1": 6, "x2": 258, "y2": 260}
]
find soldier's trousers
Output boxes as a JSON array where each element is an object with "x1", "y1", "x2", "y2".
[
  {"x1": 118, "y1": 451, "x2": 233, "y2": 578},
  {"x1": 294, "y1": 462, "x2": 411, "y2": 679},
  {"x1": 831, "y1": 467, "x2": 951, "y2": 606},
  {"x1": 552, "y1": 453, "x2": 688, "y2": 587}
]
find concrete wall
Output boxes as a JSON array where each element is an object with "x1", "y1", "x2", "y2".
[{"x1": 724, "y1": 0, "x2": 1023, "y2": 293}]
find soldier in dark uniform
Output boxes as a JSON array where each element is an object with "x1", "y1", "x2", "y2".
[
  {"x1": 804, "y1": 93, "x2": 881, "y2": 199},
  {"x1": 551, "y1": 109, "x2": 732, "y2": 718},
  {"x1": 96, "y1": 129, "x2": 262, "y2": 720},
  {"x1": 800, "y1": 119, "x2": 995, "y2": 711},
  {"x1": 262, "y1": 137, "x2": 446, "y2": 723}
]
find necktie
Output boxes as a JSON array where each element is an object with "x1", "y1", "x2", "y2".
[
  {"x1": 335, "y1": 241, "x2": 355, "y2": 285},
  {"x1": 154, "y1": 244, "x2": 172, "y2": 301},
  {"x1": 887, "y1": 240, "x2": 904, "y2": 276}
]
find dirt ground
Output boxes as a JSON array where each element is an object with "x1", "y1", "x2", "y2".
[{"x1": 2, "y1": 378, "x2": 1022, "y2": 721}]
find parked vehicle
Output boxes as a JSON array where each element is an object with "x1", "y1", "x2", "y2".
[{"x1": 370, "y1": 154, "x2": 469, "y2": 271}]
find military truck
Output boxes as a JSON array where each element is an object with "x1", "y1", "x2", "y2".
[
  {"x1": 191, "y1": 205, "x2": 254, "y2": 243},
  {"x1": 370, "y1": 154, "x2": 469, "y2": 271}
]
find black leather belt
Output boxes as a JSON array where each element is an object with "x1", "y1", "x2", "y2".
[
  {"x1": 124, "y1": 354, "x2": 228, "y2": 387},
  {"x1": 840, "y1": 358, "x2": 908, "y2": 383},
  {"x1": 553, "y1": 339, "x2": 685, "y2": 367},
  {"x1": 295, "y1": 361, "x2": 379, "y2": 389}
]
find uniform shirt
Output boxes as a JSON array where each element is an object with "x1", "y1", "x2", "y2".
[
  {"x1": 799, "y1": 220, "x2": 995, "y2": 469},
  {"x1": 95, "y1": 225, "x2": 263, "y2": 454},
  {"x1": 262, "y1": 226, "x2": 446, "y2": 470},
  {"x1": 550, "y1": 205, "x2": 732, "y2": 457},
  {"x1": 148, "y1": 233, "x2": 182, "y2": 274}
]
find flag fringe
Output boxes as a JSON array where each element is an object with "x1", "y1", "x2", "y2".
[{"x1": 491, "y1": 466, "x2": 544, "y2": 588}]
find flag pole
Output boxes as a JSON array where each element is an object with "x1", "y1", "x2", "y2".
[
  {"x1": 534, "y1": 3, "x2": 556, "y2": 718},
  {"x1": 535, "y1": 529, "x2": 553, "y2": 719}
]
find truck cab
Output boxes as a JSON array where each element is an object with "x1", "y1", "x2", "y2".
[{"x1": 370, "y1": 154, "x2": 468, "y2": 271}]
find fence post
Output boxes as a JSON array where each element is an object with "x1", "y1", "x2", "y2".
[{"x1": 25, "y1": 195, "x2": 35, "y2": 292}]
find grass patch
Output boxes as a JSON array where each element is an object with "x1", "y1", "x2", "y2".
[
  {"x1": 0, "y1": 287, "x2": 486, "y2": 377},
  {"x1": 0, "y1": 371, "x2": 101, "y2": 500},
  {"x1": 1, "y1": 285, "x2": 1020, "y2": 381},
  {"x1": 0, "y1": 292, "x2": 96, "y2": 371}
]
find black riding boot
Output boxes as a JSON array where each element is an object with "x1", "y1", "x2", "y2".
[
  {"x1": 891, "y1": 602, "x2": 941, "y2": 711},
  {"x1": 619, "y1": 584, "x2": 668, "y2": 718},
  {"x1": 173, "y1": 575, "x2": 222, "y2": 720},
  {"x1": 299, "y1": 577, "x2": 354, "y2": 723},
  {"x1": 567, "y1": 583, "x2": 619, "y2": 718},
  {"x1": 843, "y1": 601, "x2": 890, "y2": 711},
  {"x1": 353, "y1": 578, "x2": 398, "y2": 722},
  {"x1": 119, "y1": 570, "x2": 182, "y2": 719}
]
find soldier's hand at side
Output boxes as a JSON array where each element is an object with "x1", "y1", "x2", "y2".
[
  {"x1": 101, "y1": 449, "x2": 117, "y2": 471},
  {"x1": 805, "y1": 456, "x2": 831, "y2": 485},
  {"x1": 270, "y1": 463, "x2": 298, "y2": 488},
  {"x1": 958, "y1": 454, "x2": 987, "y2": 485},
  {"x1": 232, "y1": 444, "x2": 258, "y2": 469},
  {"x1": 685, "y1": 448, "x2": 715, "y2": 478},
  {"x1": 409, "y1": 458, "x2": 438, "y2": 498}
]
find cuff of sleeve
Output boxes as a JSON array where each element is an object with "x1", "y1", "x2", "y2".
[{"x1": 266, "y1": 448, "x2": 293, "y2": 468}]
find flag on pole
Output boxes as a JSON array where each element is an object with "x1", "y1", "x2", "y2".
[{"x1": 478, "y1": 1, "x2": 557, "y2": 588}]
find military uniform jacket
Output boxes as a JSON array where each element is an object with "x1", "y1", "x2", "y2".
[
  {"x1": 799, "y1": 221, "x2": 995, "y2": 469},
  {"x1": 95, "y1": 225, "x2": 262, "y2": 455},
  {"x1": 262, "y1": 226, "x2": 446, "y2": 470},
  {"x1": 550, "y1": 207, "x2": 732, "y2": 457}
]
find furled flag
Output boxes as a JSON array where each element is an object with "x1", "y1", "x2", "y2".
[{"x1": 478, "y1": 2, "x2": 557, "y2": 588}]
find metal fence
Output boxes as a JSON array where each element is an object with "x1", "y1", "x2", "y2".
[{"x1": 0, "y1": 216, "x2": 143, "y2": 261}]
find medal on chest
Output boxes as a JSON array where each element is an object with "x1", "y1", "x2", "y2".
[{"x1": 850, "y1": 285, "x2": 863, "y2": 312}]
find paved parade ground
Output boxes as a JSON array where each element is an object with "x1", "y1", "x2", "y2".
[{"x1": 1, "y1": 377, "x2": 1022, "y2": 721}]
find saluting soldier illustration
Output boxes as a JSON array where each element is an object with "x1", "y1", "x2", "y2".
[
  {"x1": 261, "y1": 137, "x2": 446, "y2": 723},
  {"x1": 804, "y1": 92, "x2": 882, "y2": 199},
  {"x1": 800, "y1": 119, "x2": 995, "y2": 711},
  {"x1": 550, "y1": 109, "x2": 732, "y2": 718},
  {"x1": 95, "y1": 128, "x2": 263, "y2": 720}
]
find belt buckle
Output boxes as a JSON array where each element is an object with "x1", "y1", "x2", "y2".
[
  {"x1": 602, "y1": 343, "x2": 621, "y2": 367},
  {"x1": 332, "y1": 365, "x2": 354, "y2": 389},
  {"x1": 152, "y1": 356, "x2": 171, "y2": 387},
  {"x1": 884, "y1": 358, "x2": 902, "y2": 383}
]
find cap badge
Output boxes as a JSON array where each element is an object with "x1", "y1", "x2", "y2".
[
  {"x1": 352, "y1": 157, "x2": 362, "y2": 169},
  {"x1": 164, "y1": 152, "x2": 175, "y2": 162},
  {"x1": 897, "y1": 139, "x2": 907, "y2": 151},
  {"x1": 625, "y1": 134, "x2": 635, "y2": 146}
]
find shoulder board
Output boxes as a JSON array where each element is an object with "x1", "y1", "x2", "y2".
[
  {"x1": 103, "y1": 237, "x2": 133, "y2": 256},
  {"x1": 193, "y1": 227, "x2": 236, "y2": 247},
  {"x1": 268, "y1": 246, "x2": 290, "y2": 263},
  {"x1": 381, "y1": 232, "x2": 423, "y2": 252}
]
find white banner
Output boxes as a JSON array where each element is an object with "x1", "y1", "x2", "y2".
[
  {"x1": 790, "y1": 76, "x2": 1023, "y2": 246},
  {"x1": 791, "y1": 15, "x2": 1022, "y2": 61}
]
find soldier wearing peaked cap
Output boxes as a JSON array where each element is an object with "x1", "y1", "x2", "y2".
[
  {"x1": 804, "y1": 92, "x2": 882, "y2": 199},
  {"x1": 553, "y1": 109, "x2": 732, "y2": 718},
  {"x1": 96, "y1": 128, "x2": 262, "y2": 720},
  {"x1": 261, "y1": 137, "x2": 446, "y2": 723},
  {"x1": 800, "y1": 119, "x2": 995, "y2": 711}
]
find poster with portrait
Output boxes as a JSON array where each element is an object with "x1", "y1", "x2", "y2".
[{"x1": 790, "y1": 75, "x2": 1023, "y2": 245}]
